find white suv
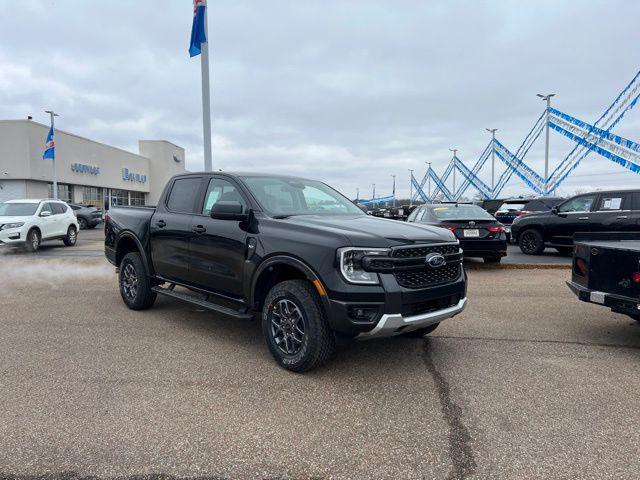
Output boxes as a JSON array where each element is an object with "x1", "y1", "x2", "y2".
[{"x1": 0, "y1": 199, "x2": 79, "y2": 252}]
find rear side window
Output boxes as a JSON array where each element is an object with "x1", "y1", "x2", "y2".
[
  {"x1": 51, "y1": 203, "x2": 66, "y2": 215},
  {"x1": 596, "y1": 194, "x2": 627, "y2": 211},
  {"x1": 166, "y1": 177, "x2": 202, "y2": 213}
]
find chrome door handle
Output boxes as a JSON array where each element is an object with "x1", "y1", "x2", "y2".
[
  {"x1": 578, "y1": 217, "x2": 589, "y2": 220},
  {"x1": 616, "y1": 215, "x2": 628, "y2": 219}
]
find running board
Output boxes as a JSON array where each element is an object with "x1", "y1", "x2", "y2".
[{"x1": 152, "y1": 286, "x2": 254, "y2": 320}]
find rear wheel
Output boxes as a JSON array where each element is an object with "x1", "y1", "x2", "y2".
[
  {"x1": 483, "y1": 256, "x2": 502, "y2": 263},
  {"x1": 262, "y1": 279, "x2": 335, "y2": 372},
  {"x1": 25, "y1": 229, "x2": 40, "y2": 253},
  {"x1": 519, "y1": 229, "x2": 545, "y2": 255},
  {"x1": 63, "y1": 225, "x2": 77, "y2": 246},
  {"x1": 119, "y1": 252, "x2": 156, "y2": 310},
  {"x1": 78, "y1": 217, "x2": 88, "y2": 230},
  {"x1": 403, "y1": 322, "x2": 440, "y2": 338}
]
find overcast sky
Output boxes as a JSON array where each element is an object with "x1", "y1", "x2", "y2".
[{"x1": 1, "y1": 0, "x2": 638, "y2": 199}]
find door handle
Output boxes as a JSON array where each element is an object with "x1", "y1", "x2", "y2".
[
  {"x1": 578, "y1": 217, "x2": 589, "y2": 220},
  {"x1": 192, "y1": 225, "x2": 207, "y2": 234},
  {"x1": 155, "y1": 220, "x2": 166, "y2": 228},
  {"x1": 616, "y1": 215, "x2": 629, "y2": 219}
]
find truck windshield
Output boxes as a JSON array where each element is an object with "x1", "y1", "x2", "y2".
[
  {"x1": 242, "y1": 177, "x2": 363, "y2": 217},
  {"x1": 0, "y1": 203, "x2": 38, "y2": 216}
]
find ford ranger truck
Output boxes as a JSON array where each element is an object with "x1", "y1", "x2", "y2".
[
  {"x1": 105, "y1": 172, "x2": 467, "y2": 372},
  {"x1": 567, "y1": 231, "x2": 640, "y2": 322}
]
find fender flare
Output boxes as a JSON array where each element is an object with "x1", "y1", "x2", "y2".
[
  {"x1": 115, "y1": 232, "x2": 153, "y2": 276},
  {"x1": 250, "y1": 255, "x2": 329, "y2": 308}
]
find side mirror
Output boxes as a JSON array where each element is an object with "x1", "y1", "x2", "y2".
[
  {"x1": 551, "y1": 206, "x2": 559, "y2": 215},
  {"x1": 40, "y1": 211, "x2": 51, "y2": 217},
  {"x1": 210, "y1": 201, "x2": 249, "y2": 221}
]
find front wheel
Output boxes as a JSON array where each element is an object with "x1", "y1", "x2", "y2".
[
  {"x1": 63, "y1": 225, "x2": 77, "y2": 246},
  {"x1": 519, "y1": 229, "x2": 545, "y2": 255},
  {"x1": 262, "y1": 279, "x2": 335, "y2": 372},
  {"x1": 119, "y1": 252, "x2": 156, "y2": 310},
  {"x1": 25, "y1": 229, "x2": 40, "y2": 253}
]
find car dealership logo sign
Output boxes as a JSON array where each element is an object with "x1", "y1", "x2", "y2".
[
  {"x1": 425, "y1": 252, "x2": 446, "y2": 268},
  {"x1": 122, "y1": 168, "x2": 147, "y2": 183},
  {"x1": 71, "y1": 163, "x2": 100, "y2": 175}
]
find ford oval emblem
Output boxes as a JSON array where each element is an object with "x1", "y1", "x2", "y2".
[{"x1": 425, "y1": 253, "x2": 446, "y2": 268}]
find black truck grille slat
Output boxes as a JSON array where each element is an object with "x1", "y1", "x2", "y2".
[
  {"x1": 390, "y1": 244, "x2": 461, "y2": 288},
  {"x1": 392, "y1": 244, "x2": 459, "y2": 258}
]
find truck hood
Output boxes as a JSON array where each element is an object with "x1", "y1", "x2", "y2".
[
  {"x1": 280, "y1": 214, "x2": 456, "y2": 247},
  {"x1": 0, "y1": 215, "x2": 31, "y2": 225}
]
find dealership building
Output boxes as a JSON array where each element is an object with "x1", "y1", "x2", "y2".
[{"x1": 0, "y1": 119, "x2": 186, "y2": 207}]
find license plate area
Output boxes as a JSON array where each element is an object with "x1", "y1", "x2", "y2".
[
  {"x1": 463, "y1": 229, "x2": 480, "y2": 238},
  {"x1": 590, "y1": 291, "x2": 606, "y2": 304}
]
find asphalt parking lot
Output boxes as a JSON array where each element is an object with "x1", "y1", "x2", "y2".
[{"x1": 0, "y1": 258, "x2": 638, "y2": 479}]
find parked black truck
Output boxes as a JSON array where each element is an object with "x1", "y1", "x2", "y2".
[
  {"x1": 105, "y1": 172, "x2": 467, "y2": 372},
  {"x1": 567, "y1": 231, "x2": 640, "y2": 322}
]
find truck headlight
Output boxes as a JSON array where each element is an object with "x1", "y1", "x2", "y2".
[
  {"x1": 1, "y1": 222, "x2": 24, "y2": 230},
  {"x1": 337, "y1": 247, "x2": 390, "y2": 284}
]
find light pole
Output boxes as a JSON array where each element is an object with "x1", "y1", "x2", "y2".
[
  {"x1": 372, "y1": 183, "x2": 376, "y2": 199},
  {"x1": 449, "y1": 149, "x2": 458, "y2": 196},
  {"x1": 537, "y1": 93, "x2": 555, "y2": 195},
  {"x1": 486, "y1": 128, "x2": 497, "y2": 191},
  {"x1": 356, "y1": 187, "x2": 359, "y2": 202},
  {"x1": 426, "y1": 161, "x2": 432, "y2": 199},
  {"x1": 408, "y1": 169, "x2": 414, "y2": 207},
  {"x1": 45, "y1": 110, "x2": 59, "y2": 199},
  {"x1": 391, "y1": 175, "x2": 396, "y2": 207}
]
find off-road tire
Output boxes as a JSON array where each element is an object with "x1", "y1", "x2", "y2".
[
  {"x1": 483, "y1": 256, "x2": 502, "y2": 263},
  {"x1": 63, "y1": 226, "x2": 77, "y2": 247},
  {"x1": 519, "y1": 229, "x2": 545, "y2": 255},
  {"x1": 25, "y1": 229, "x2": 40, "y2": 253},
  {"x1": 262, "y1": 279, "x2": 335, "y2": 372},
  {"x1": 403, "y1": 322, "x2": 440, "y2": 338},
  {"x1": 119, "y1": 252, "x2": 156, "y2": 310}
]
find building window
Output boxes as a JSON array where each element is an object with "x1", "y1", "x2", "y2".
[
  {"x1": 48, "y1": 183, "x2": 72, "y2": 203},
  {"x1": 110, "y1": 189, "x2": 129, "y2": 206},
  {"x1": 129, "y1": 191, "x2": 145, "y2": 206},
  {"x1": 82, "y1": 186, "x2": 103, "y2": 208}
]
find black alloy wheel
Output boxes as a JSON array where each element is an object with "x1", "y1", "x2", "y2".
[
  {"x1": 519, "y1": 229, "x2": 545, "y2": 255},
  {"x1": 78, "y1": 217, "x2": 88, "y2": 229},
  {"x1": 119, "y1": 252, "x2": 156, "y2": 310},
  {"x1": 262, "y1": 279, "x2": 335, "y2": 372},
  {"x1": 270, "y1": 299, "x2": 306, "y2": 356}
]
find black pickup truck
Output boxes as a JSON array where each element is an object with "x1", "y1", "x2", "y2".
[
  {"x1": 105, "y1": 172, "x2": 467, "y2": 372},
  {"x1": 567, "y1": 232, "x2": 640, "y2": 322}
]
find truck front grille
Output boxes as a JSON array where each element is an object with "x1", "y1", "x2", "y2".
[{"x1": 391, "y1": 243, "x2": 461, "y2": 289}]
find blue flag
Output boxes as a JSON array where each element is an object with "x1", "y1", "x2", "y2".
[
  {"x1": 43, "y1": 126, "x2": 55, "y2": 160},
  {"x1": 189, "y1": 0, "x2": 207, "y2": 57}
]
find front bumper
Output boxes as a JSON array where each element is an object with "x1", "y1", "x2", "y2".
[
  {"x1": 567, "y1": 280, "x2": 640, "y2": 316},
  {"x1": 357, "y1": 297, "x2": 467, "y2": 339},
  {"x1": 0, "y1": 227, "x2": 26, "y2": 245}
]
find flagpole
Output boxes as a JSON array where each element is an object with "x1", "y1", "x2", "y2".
[
  {"x1": 45, "y1": 110, "x2": 59, "y2": 199},
  {"x1": 200, "y1": 1, "x2": 213, "y2": 172}
]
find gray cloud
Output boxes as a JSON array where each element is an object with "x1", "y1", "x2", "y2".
[{"x1": 0, "y1": 0, "x2": 638, "y2": 200}]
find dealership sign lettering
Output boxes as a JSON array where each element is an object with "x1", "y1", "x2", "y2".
[
  {"x1": 122, "y1": 168, "x2": 147, "y2": 183},
  {"x1": 71, "y1": 163, "x2": 100, "y2": 175}
]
